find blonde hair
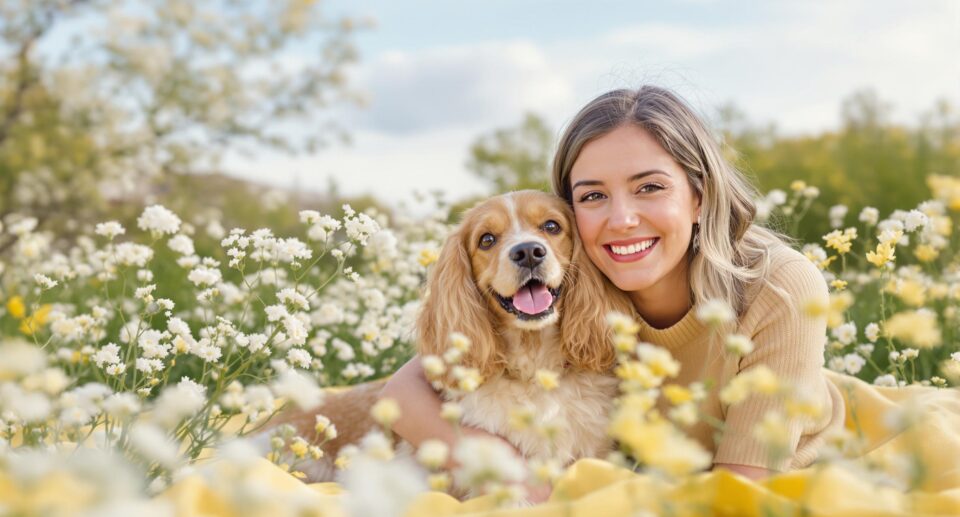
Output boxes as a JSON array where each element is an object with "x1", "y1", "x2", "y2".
[{"x1": 551, "y1": 86, "x2": 790, "y2": 317}]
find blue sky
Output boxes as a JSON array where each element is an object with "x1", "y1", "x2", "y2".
[{"x1": 223, "y1": 0, "x2": 960, "y2": 209}]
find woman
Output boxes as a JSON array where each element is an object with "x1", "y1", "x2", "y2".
[{"x1": 380, "y1": 85, "x2": 845, "y2": 497}]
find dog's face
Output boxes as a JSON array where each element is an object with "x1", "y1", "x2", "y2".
[
  {"x1": 461, "y1": 190, "x2": 573, "y2": 330},
  {"x1": 417, "y1": 190, "x2": 636, "y2": 378}
]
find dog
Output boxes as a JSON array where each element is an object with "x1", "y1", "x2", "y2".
[{"x1": 268, "y1": 190, "x2": 635, "y2": 481}]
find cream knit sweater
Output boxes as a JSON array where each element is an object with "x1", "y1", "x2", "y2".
[{"x1": 642, "y1": 243, "x2": 846, "y2": 471}]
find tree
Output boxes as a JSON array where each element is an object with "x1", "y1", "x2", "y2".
[
  {"x1": 0, "y1": 0, "x2": 367, "y2": 250},
  {"x1": 466, "y1": 113, "x2": 554, "y2": 194}
]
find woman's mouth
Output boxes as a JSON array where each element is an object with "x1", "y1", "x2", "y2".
[{"x1": 603, "y1": 238, "x2": 659, "y2": 263}]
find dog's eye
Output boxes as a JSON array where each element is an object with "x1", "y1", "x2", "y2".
[
  {"x1": 542, "y1": 220, "x2": 562, "y2": 235},
  {"x1": 479, "y1": 233, "x2": 497, "y2": 249}
]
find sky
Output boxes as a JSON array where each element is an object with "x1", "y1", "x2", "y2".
[{"x1": 221, "y1": 0, "x2": 960, "y2": 210}]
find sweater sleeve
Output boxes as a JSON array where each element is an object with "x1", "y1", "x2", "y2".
[{"x1": 712, "y1": 255, "x2": 831, "y2": 471}]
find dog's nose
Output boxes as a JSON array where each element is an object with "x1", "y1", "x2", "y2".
[{"x1": 510, "y1": 242, "x2": 547, "y2": 268}]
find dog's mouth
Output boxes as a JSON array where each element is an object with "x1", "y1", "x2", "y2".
[{"x1": 494, "y1": 278, "x2": 562, "y2": 321}]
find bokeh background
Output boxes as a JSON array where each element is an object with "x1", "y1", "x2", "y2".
[{"x1": 1, "y1": 0, "x2": 957, "y2": 243}]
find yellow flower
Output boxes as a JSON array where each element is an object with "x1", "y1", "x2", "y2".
[
  {"x1": 866, "y1": 241, "x2": 896, "y2": 268},
  {"x1": 5, "y1": 296, "x2": 26, "y2": 319},
  {"x1": 823, "y1": 228, "x2": 857, "y2": 255},
  {"x1": 418, "y1": 248, "x2": 439, "y2": 267},
  {"x1": 615, "y1": 361, "x2": 660, "y2": 389},
  {"x1": 535, "y1": 369, "x2": 559, "y2": 391},
  {"x1": 370, "y1": 398, "x2": 401, "y2": 427},
  {"x1": 449, "y1": 332, "x2": 471, "y2": 351},
  {"x1": 790, "y1": 180, "x2": 807, "y2": 192},
  {"x1": 289, "y1": 437, "x2": 309, "y2": 458},
  {"x1": 885, "y1": 278, "x2": 926, "y2": 307},
  {"x1": 662, "y1": 384, "x2": 693, "y2": 405},
  {"x1": 884, "y1": 310, "x2": 941, "y2": 349},
  {"x1": 608, "y1": 414, "x2": 711, "y2": 477},
  {"x1": 914, "y1": 244, "x2": 939, "y2": 262},
  {"x1": 830, "y1": 279, "x2": 848, "y2": 291},
  {"x1": 427, "y1": 473, "x2": 451, "y2": 491},
  {"x1": 509, "y1": 407, "x2": 535, "y2": 430},
  {"x1": 451, "y1": 366, "x2": 482, "y2": 392},
  {"x1": 19, "y1": 304, "x2": 52, "y2": 335},
  {"x1": 804, "y1": 291, "x2": 853, "y2": 329},
  {"x1": 606, "y1": 311, "x2": 640, "y2": 336},
  {"x1": 927, "y1": 174, "x2": 960, "y2": 211}
]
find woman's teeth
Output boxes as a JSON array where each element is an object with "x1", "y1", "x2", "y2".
[{"x1": 610, "y1": 239, "x2": 656, "y2": 255}]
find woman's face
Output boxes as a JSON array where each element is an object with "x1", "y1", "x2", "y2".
[{"x1": 569, "y1": 124, "x2": 701, "y2": 301}]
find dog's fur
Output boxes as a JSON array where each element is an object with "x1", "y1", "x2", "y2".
[{"x1": 270, "y1": 190, "x2": 635, "y2": 479}]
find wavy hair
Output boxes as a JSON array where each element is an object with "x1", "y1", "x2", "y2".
[{"x1": 551, "y1": 85, "x2": 790, "y2": 317}]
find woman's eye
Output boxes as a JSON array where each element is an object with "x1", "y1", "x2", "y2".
[
  {"x1": 638, "y1": 183, "x2": 664, "y2": 193},
  {"x1": 579, "y1": 192, "x2": 604, "y2": 202},
  {"x1": 479, "y1": 233, "x2": 497, "y2": 249},
  {"x1": 542, "y1": 220, "x2": 561, "y2": 234}
]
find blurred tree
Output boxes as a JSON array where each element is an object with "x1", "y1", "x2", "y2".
[
  {"x1": 466, "y1": 112, "x2": 554, "y2": 194},
  {"x1": 0, "y1": 0, "x2": 368, "y2": 250}
]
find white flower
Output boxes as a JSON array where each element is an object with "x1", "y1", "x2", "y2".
[
  {"x1": 345, "y1": 212, "x2": 381, "y2": 246},
  {"x1": 842, "y1": 353, "x2": 866, "y2": 375},
  {"x1": 856, "y1": 344, "x2": 875, "y2": 357},
  {"x1": 371, "y1": 398, "x2": 401, "y2": 427},
  {"x1": 95, "y1": 221, "x2": 125, "y2": 238},
  {"x1": 341, "y1": 442, "x2": 426, "y2": 517},
  {"x1": 137, "y1": 205, "x2": 181, "y2": 235},
  {"x1": 951, "y1": 352, "x2": 960, "y2": 363},
  {"x1": 271, "y1": 369, "x2": 323, "y2": 410},
  {"x1": 168, "y1": 234, "x2": 195, "y2": 256},
  {"x1": 865, "y1": 323, "x2": 880, "y2": 343},
  {"x1": 102, "y1": 393, "x2": 141, "y2": 418},
  {"x1": 93, "y1": 343, "x2": 122, "y2": 367},
  {"x1": 827, "y1": 356, "x2": 846, "y2": 372},
  {"x1": 873, "y1": 374, "x2": 898, "y2": 387},
  {"x1": 152, "y1": 378, "x2": 207, "y2": 428},
  {"x1": 34, "y1": 273, "x2": 58, "y2": 289},
  {"x1": 129, "y1": 422, "x2": 180, "y2": 468},
  {"x1": 417, "y1": 440, "x2": 449, "y2": 470},
  {"x1": 286, "y1": 348, "x2": 312, "y2": 369},
  {"x1": 453, "y1": 436, "x2": 527, "y2": 490},
  {"x1": 265, "y1": 304, "x2": 288, "y2": 322},
  {"x1": 187, "y1": 266, "x2": 221, "y2": 287},
  {"x1": 904, "y1": 210, "x2": 929, "y2": 232},
  {"x1": 766, "y1": 189, "x2": 787, "y2": 205},
  {"x1": 859, "y1": 207, "x2": 879, "y2": 225},
  {"x1": 695, "y1": 299, "x2": 735, "y2": 326},
  {"x1": 832, "y1": 322, "x2": 857, "y2": 345},
  {"x1": 829, "y1": 205, "x2": 848, "y2": 228},
  {"x1": 277, "y1": 288, "x2": 309, "y2": 311},
  {"x1": 725, "y1": 334, "x2": 754, "y2": 356}
]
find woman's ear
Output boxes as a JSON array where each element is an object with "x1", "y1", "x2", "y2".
[
  {"x1": 415, "y1": 226, "x2": 503, "y2": 381},
  {"x1": 559, "y1": 229, "x2": 635, "y2": 373}
]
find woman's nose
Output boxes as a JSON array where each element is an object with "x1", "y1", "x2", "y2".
[{"x1": 607, "y1": 198, "x2": 640, "y2": 230}]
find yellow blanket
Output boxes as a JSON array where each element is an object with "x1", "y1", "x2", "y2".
[{"x1": 157, "y1": 371, "x2": 960, "y2": 517}]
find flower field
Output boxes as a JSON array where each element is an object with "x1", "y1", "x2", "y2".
[{"x1": 1, "y1": 176, "x2": 960, "y2": 516}]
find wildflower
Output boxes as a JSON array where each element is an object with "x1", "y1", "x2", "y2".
[
  {"x1": 606, "y1": 311, "x2": 641, "y2": 335},
  {"x1": 95, "y1": 221, "x2": 125, "y2": 238},
  {"x1": 823, "y1": 228, "x2": 857, "y2": 254},
  {"x1": 873, "y1": 374, "x2": 898, "y2": 387},
  {"x1": 418, "y1": 248, "x2": 439, "y2": 267},
  {"x1": 753, "y1": 411, "x2": 789, "y2": 452},
  {"x1": 662, "y1": 384, "x2": 694, "y2": 405},
  {"x1": 449, "y1": 332, "x2": 471, "y2": 351},
  {"x1": 695, "y1": 299, "x2": 735, "y2": 326},
  {"x1": 904, "y1": 210, "x2": 929, "y2": 232},
  {"x1": 828, "y1": 205, "x2": 848, "y2": 228},
  {"x1": 417, "y1": 440, "x2": 450, "y2": 470},
  {"x1": 371, "y1": 398, "x2": 401, "y2": 427},
  {"x1": 830, "y1": 279, "x2": 848, "y2": 291},
  {"x1": 636, "y1": 343, "x2": 681, "y2": 378},
  {"x1": 802, "y1": 186, "x2": 820, "y2": 199},
  {"x1": 865, "y1": 322, "x2": 880, "y2": 342},
  {"x1": 5, "y1": 296, "x2": 26, "y2": 319},
  {"x1": 843, "y1": 353, "x2": 866, "y2": 374},
  {"x1": 271, "y1": 369, "x2": 324, "y2": 410},
  {"x1": 866, "y1": 241, "x2": 896, "y2": 268},
  {"x1": 187, "y1": 266, "x2": 221, "y2": 287},
  {"x1": 421, "y1": 355, "x2": 446, "y2": 378},
  {"x1": 137, "y1": 205, "x2": 181, "y2": 236},
  {"x1": 535, "y1": 369, "x2": 560, "y2": 391},
  {"x1": 34, "y1": 273, "x2": 58, "y2": 289},
  {"x1": 428, "y1": 473, "x2": 451, "y2": 491},
  {"x1": 790, "y1": 180, "x2": 807, "y2": 192},
  {"x1": 914, "y1": 244, "x2": 939, "y2": 262},
  {"x1": 884, "y1": 309, "x2": 941, "y2": 348},
  {"x1": 725, "y1": 334, "x2": 755, "y2": 356},
  {"x1": 453, "y1": 436, "x2": 527, "y2": 489},
  {"x1": 832, "y1": 322, "x2": 857, "y2": 345},
  {"x1": 168, "y1": 234, "x2": 195, "y2": 256},
  {"x1": 859, "y1": 207, "x2": 879, "y2": 225},
  {"x1": 452, "y1": 366, "x2": 482, "y2": 392},
  {"x1": 440, "y1": 402, "x2": 463, "y2": 424},
  {"x1": 608, "y1": 415, "x2": 711, "y2": 477}
]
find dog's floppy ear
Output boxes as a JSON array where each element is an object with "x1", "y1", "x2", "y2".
[
  {"x1": 559, "y1": 228, "x2": 636, "y2": 373},
  {"x1": 416, "y1": 225, "x2": 503, "y2": 381}
]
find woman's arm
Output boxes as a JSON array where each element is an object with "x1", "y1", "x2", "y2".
[{"x1": 380, "y1": 356, "x2": 553, "y2": 503}]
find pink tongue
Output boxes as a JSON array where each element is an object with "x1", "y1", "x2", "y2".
[{"x1": 512, "y1": 283, "x2": 553, "y2": 315}]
